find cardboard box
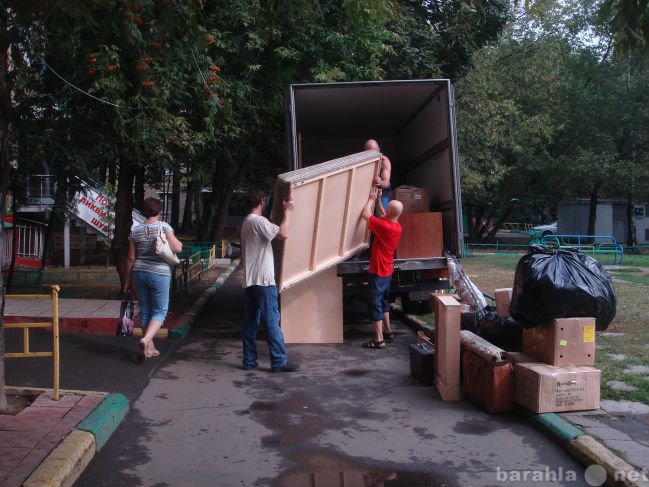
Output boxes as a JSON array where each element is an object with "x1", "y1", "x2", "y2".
[
  {"x1": 392, "y1": 185, "x2": 429, "y2": 213},
  {"x1": 514, "y1": 362, "x2": 600, "y2": 413},
  {"x1": 495, "y1": 288, "x2": 512, "y2": 318},
  {"x1": 523, "y1": 318, "x2": 596, "y2": 366},
  {"x1": 433, "y1": 294, "x2": 462, "y2": 401},
  {"x1": 462, "y1": 350, "x2": 514, "y2": 414}
]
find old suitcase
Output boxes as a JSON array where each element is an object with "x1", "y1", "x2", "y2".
[
  {"x1": 409, "y1": 343, "x2": 435, "y2": 385},
  {"x1": 462, "y1": 349, "x2": 514, "y2": 414}
]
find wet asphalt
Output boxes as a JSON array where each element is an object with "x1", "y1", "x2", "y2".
[{"x1": 6, "y1": 269, "x2": 590, "y2": 487}]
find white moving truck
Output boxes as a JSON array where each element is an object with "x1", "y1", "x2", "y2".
[{"x1": 286, "y1": 80, "x2": 463, "y2": 312}]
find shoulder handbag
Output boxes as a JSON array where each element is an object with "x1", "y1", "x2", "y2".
[{"x1": 155, "y1": 224, "x2": 180, "y2": 265}]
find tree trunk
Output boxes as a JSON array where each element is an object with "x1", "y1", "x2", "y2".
[
  {"x1": 199, "y1": 161, "x2": 220, "y2": 241},
  {"x1": 111, "y1": 159, "x2": 135, "y2": 291},
  {"x1": 484, "y1": 204, "x2": 516, "y2": 243},
  {"x1": 0, "y1": 253, "x2": 6, "y2": 412},
  {"x1": 0, "y1": 29, "x2": 14, "y2": 412},
  {"x1": 193, "y1": 182, "x2": 201, "y2": 236},
  {"x1": 107, "y1": 159, "x2": 117, "y2": 188},
  {"x1": 180, "y1": 179, "x2": 194, "y2": 233},
  {"x1": 134, "y1": 165, "x2": 145, "y2": 211},
  {"x1": 171, "y1": 162, "x2": 181, "y2": 229},
  {"x1": 626, "y1": 193, "x2": 636, "y2": 248},
  {"x1": 210, "y1": 183, "x2": 236, "y2": 243},
  {"x1": 587, "y1": 184, "x2": 600, "y2": 236}
]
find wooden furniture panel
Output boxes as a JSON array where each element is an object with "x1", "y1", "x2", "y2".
[
  {"x1": 396, "y1": 212, "x2": 443, "y2": 258},
  {"x1": 433, "y1": 294, "x2": 462, "y2": 401},
  {"x1": 280, "y1": 267, "x2": 343, "y2": 344},
  {"x1": 272, "y1": 151, "x2": 381, "y2": 292}
]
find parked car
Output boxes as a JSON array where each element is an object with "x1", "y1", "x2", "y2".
[{"x1": 530, "y1": 221, "x2": 557, "y2": 238}]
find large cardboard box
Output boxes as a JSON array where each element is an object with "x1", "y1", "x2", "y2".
[
  {"x1": 514, "y1": 362, "x2": 600, "y2": 413},
  {"x1": 523, "y1": 317, "x2": 596, "y2": 366},
  {"x1": 433, "y1": 294, "x2": 462, "y2": 401},
  {"x1": 495, "y1": 288, "x2": 512, "y2": 318},
  {"x1": 392, "y1": 185, "x2": 429, "y2": 213}
]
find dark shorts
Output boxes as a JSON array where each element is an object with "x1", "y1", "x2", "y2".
[{"x1": 368, "y1": 273, "x2": 392, "y2": 321}]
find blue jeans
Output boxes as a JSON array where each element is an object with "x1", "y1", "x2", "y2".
[
  {"x1": 368, "y1": 274, "x2": 392, "y2": 321},
  {"x1": 243, "y1": 285, "x2": 287, "y2": 369},
  {"x1": 132, "y1": 271, "x2": 170, "y2": 329}
]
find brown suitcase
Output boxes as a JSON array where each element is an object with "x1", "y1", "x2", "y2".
[{"x1": 462, "y1": 350, "x2": 514, "y2": 414}]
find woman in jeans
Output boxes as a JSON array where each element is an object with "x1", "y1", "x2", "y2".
[{"x1": 123, "y1": 197, "x2": 182, "y2": 359}]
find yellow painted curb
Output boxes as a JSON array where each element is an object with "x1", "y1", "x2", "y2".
[
  {"x1": 567, "y1": 435, "x2": 649, "y2": 487},
  {"x1": 133, "y1": 327, "x2": 168, "y2": 338},
  {"x1": 23, "y1": 430, "x2": 96, "y2": 487}
]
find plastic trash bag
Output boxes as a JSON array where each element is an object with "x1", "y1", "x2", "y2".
[
  {"x1": 116, "y1": 299, "x2": 135, "y2": 336},
  {"x1": 510, "y1": 245, "x2": 616, "y2": 330}
]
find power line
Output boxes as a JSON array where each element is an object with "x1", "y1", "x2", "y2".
[
  {"x1": 191, "y1": 47, "x2": 222, "y2": 111},
  {"x1": 43, "y1": 60, "x2": 126, "y2": 108}
]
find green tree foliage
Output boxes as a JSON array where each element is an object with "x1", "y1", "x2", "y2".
[{"x1": 458, "y1": 0, "x2": 649, "y2": 242}]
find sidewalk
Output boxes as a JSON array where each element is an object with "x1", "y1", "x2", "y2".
[
  {"x1": 0, "y1": 391, "x2": 107, "y2": 487},
  {"x1": 561, "y1": 406, "x2": 649, "y2": 471},
  {"x1": 4, "y1": 264, "x2": 231, "y2": 335},
  {"x1": 2, "y1": 262, "x2": 240, "y2": 487}
]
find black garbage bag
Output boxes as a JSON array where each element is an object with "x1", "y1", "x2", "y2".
[
  {"x1": 510, "y1": 245, "x2": 616, "y2": 330},
  {"x1": 461, "y1": 307, "x2": 524, "y2": 351}
]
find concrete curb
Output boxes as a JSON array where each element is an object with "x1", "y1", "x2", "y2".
[
  {"x1": 518, "y1": 409, "x2": 584, "y2": 444},
  {"x1": 76, "y1": 393, "x2": 129, "y2": 451},
  {"x1": 567, "y1": 435, "x2": 649, "y2": 487},
  {"x1": 23, "y1": 430, "x2": 96, "y2": 487},
  {"x1": 521, "y1": 405, "x2": 648, "y2": 486},
  {"x1": 21, "y1": 391, "x2": 130, "y2": 487},
  {"x1": 168, "y1": 258, "x2": 240, "y2": 340}
]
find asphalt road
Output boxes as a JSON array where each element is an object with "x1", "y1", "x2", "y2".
[{"x1": 6, "y1": 269, "x2": 591, "y2": 487}]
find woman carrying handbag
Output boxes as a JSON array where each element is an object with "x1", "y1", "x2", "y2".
[{"x1": 123, "y1": 197, "x2": 183, "y2": 359}]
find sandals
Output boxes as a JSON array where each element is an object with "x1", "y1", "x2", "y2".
[
  {"x1": 383, "y1": 332, "x2": 394, "y2": 343},
  {"x1": 362, "y1": 340, "x2": 386, "y2": 349}
]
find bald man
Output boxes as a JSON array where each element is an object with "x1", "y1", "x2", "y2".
[
  {"x1": 364, "y1": 139, "x2": 391, "y2": 210},
  {"x1": 360, "y1": 187, "x2": 403, "y2": 349}
]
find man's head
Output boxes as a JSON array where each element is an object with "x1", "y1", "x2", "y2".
[
  {"x1": 245, "y1": 189, "x2": 265, "y2": 213},
  {"x1": 364, "y1": 139, "x2": 380, "y2": 152},
  {"x1": 386, "y1": 200, "x2": 403, "y2": 221}
]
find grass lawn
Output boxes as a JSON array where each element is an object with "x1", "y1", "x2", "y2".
[{"x1": 458, "y1": 254, "x2": 649, "y2": 405}]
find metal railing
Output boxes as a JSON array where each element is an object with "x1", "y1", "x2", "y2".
[
  {"x1": 541, "y1": 234, "x2": 624, "y2": 265},
  {"x1": 5, "y1": 285, "x2": 61, "y2": 400}
]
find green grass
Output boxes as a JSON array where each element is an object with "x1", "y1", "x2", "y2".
[
  {"x1": 610, "y1": 272, "x2": 649, "y2": 286},
  {"x1": 458, "y1": 254, "x2": 649, "y2": 405}
]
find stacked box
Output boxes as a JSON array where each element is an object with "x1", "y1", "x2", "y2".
[
  {"x1": 392, "y1": 185, "x2": 429, "y2": 213},
  {"x1": 514, "y1": 362, "x2": 600, "y2": 413},
  {"x1": 523, "y1": 317, "x2": 596, "y2": 366},
  {"x1": 512, "y1": 319, "x2": 600, "y2": 413}
]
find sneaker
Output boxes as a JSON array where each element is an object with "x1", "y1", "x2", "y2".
[
  {"x1": 243, "y1": 363, "x2": 258, "y2": 370},
  {"x1": 270, "y1": 362, "x2": 300, "y2": 373}
]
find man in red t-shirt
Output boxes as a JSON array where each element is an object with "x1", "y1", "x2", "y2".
[{"x1": 360, "y1": 187, "x2": 403, "y2": 349}]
